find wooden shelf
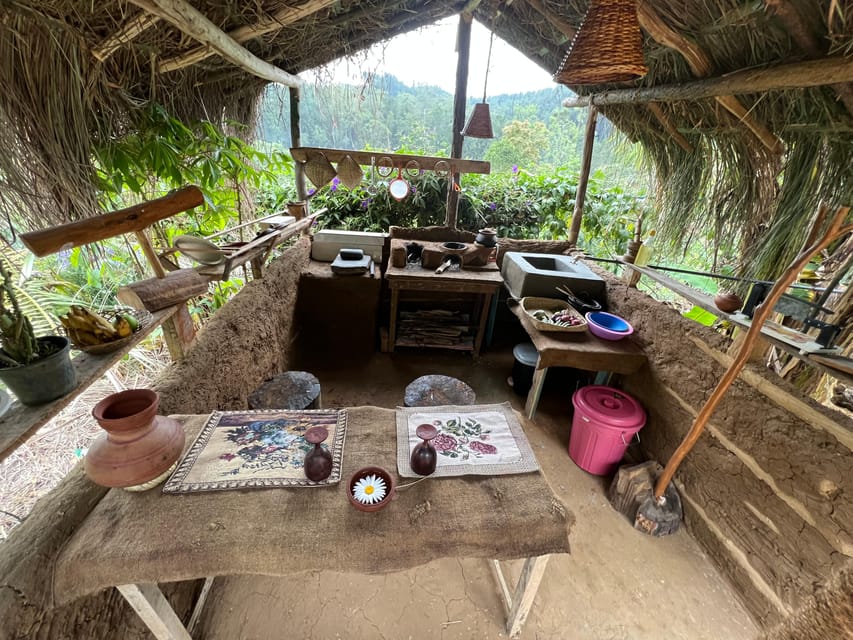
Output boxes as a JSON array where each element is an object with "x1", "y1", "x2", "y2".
[
  {"x1": 0, "y1": 306, "x2": 179, "y2": 462},
  {"x1": 622, "y1": 262, "x2": 853, "y2": 386}
]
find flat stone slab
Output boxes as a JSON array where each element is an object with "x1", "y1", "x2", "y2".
[
  {"x1": 249, "y1": 371, "x2": 321, "y2": 410},
  {"x1": 404, "y1": 375, "x2": 475, "y2": 407}
]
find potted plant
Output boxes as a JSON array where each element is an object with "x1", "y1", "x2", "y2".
[{"x1": 0, "y1": 258, "x2": 76, "y2": 406}]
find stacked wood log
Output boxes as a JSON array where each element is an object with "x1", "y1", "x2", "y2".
[{"x1": 396, "y1": 309, "x2": 473, "y2": 349}]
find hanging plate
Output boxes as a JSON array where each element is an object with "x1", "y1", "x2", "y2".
[{"x1": 388, "y1": 169, "x2": 409, "y2": 201}]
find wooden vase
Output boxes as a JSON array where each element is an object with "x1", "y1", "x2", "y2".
[{"x1": 85, "y1": 389, "x2": 185, "y2": 490}]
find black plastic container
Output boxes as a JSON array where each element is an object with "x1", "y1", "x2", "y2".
[{"x1": 511, "y1": 343, "x2": 538, "y2": 396}]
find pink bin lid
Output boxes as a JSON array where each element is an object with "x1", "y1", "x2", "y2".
[{"x1": 572, "y1": 386, "x2": 646, "y2": 429}]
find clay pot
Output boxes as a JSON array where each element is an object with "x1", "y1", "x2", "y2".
[
  {"x1": 714, "y1": 292, "x2": 743, "y2": 314},
  {"x1": 347, "y1": 466, "x2": 396, "y2": 512},
  {"x1": 85, "y1": 389, "x2": 185, "y2": 490},
  {"x1": 475, "y1": 228, "x2": 497, "y2": 248}
]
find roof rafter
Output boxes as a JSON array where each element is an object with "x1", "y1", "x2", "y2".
[
  {"x1": 129, "y1": 0, "x2": 302, "y2": 87},
  {"x1": 637, "y1": 0, "x2": 783, "y2": 154},
  {"x1": 92, "y1": 11, "x2": 161, "y2": 62},
  {"x1": 158, "y1": 0, "x2": 337, "y2": 73}
]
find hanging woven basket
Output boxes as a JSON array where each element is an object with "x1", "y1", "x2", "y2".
[
  {"x1": 336, "y1": 154, "x2": 364, "y2": 189},
  {"x1": 554, "y1": 0, "x2": 648, "y2": 86}
]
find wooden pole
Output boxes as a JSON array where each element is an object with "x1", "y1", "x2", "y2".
[
  {"x1": 289, "y1": 87, "x2": 307, "y2": 201},
  {"x1": 561, "y1": 56, "x2": 853, "y2": 108},
  {"x1": 129, "y1": 0, "x2": 302, "y2": 87},
  {"x1": 133, "y1": 230, "x2": 196, "y2": 360},
  {"x1": 654, "y1": 205, "x2": 853, "y2": 500},
  {"x1": 445, "y1": 12, "x2": 474, "y2": 229},
  {"x1": 567, "y1": 105, "x2": 597, "y2": 246},
  {"x1": 20, "y1": 186, "x2": 204, "y2": 257},
  {"x1": 158, "y1": 0, "x2": 336, "y2": 72}
]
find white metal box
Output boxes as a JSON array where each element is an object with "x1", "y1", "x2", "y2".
[{"x1": 311, "y1": 229, "x2": 387, "y2": 262}]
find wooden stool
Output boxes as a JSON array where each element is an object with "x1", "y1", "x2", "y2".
[
  {"x1": 249, "y1": 371, "x2": 322, "y2": 410},
  {"x1": 404, "y1": 375, "x2": 476, "y2": 407}
]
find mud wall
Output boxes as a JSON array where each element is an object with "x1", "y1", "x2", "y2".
[
  {"x1": 599, "y1": 269, "x2": 853, "y2": 629},
  {"x1": 0, "y1": 239, "x2": 311, "y2": 640}
]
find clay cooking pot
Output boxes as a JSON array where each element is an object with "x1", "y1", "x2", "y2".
[{"x1": 86, "y1": 389, "x2": 185, "y2": 489}]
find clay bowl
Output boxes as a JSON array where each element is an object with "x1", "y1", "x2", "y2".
[
  {"x1": 714, "y1": 292, "x2": 743, "y2": 313},
  {"x1": 585, "y1": 311, "x2": 634, "y2": 341},
  {"x1": 348, "y1": 466, "x2": 396, "y2": 512}
]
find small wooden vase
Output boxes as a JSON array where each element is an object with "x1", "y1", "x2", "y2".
[
  {"x1": 303, "y1": 426, "x2": 333, "y2": 481},
  {"x1": 410, "y1": 424, "x2": 438, "y2": 476},
  {"x1": 85, "y1": 389, "x2": 185, "y2": 490}
]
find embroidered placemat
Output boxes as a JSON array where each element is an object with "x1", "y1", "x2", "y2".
[
  {"x1": 396, "y1": 402, "x2": 539, "y2": 478},
  {"x1": 163, "y1": 409, "x2": 346, "y2": 493}
]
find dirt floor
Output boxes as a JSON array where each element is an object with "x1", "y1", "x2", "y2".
[{"x1": 196, "y1": 346, "x2": 759, "y2": 640}]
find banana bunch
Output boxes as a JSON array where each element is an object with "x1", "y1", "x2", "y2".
[{"x1": 60, "y1": 306, "x2": 138, "y2": 347}]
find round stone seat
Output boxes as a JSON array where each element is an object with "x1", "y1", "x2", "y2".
[
  {"x1": 249, "y1": 371, "x2": 322, "y2": 410},
  {"x1": 404, "y1": 374, "x2": 476, "y2": 407}
]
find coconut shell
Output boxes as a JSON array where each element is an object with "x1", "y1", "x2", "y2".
[{"x1": 714, "y1": 292, "x2": 743, "y2": 313}]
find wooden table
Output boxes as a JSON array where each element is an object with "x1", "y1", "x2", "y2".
[
  {"x1": 52, "y1": 407, "x2": 572, "y2": 638},
  {"x1": 510, "y1": 304, "x2": 647, "y2": 419},
  {"x1": 385, "y1": 263, "x2": 503, "y2": 356}
]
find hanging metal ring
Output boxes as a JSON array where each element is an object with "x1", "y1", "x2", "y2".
[{"x1": 376, "y1": 156, "x2": 394, "y2": 178}]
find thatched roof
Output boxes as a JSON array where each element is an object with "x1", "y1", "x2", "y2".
[{"x1": 1, "y1": 0, "x2": 851, "y2": 274}]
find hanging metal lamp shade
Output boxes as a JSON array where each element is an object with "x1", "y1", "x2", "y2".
[
  {"x1": 554, "y1": 0, "x2": 648, "y2": 86},
  {"x1": 462, "y1": 102, "x2": 494, "y2": 138}
]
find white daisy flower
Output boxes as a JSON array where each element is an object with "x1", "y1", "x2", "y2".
[{"x1": 352, "y1": 474, "x2": 387, "y2": 504}]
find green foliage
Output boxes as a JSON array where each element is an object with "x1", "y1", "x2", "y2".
[
  {"x1": 93, "y1": 104, "x2": 292, "y2": 234},
  {"x1": 485, "y1": 121, "x2": 550, "y2": 173}
]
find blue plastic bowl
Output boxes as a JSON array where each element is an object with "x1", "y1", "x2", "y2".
[{"x1": 585, "y1": 312, "x2": 634, "y2": 340}]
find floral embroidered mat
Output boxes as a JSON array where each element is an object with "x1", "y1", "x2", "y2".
[
  {"x1": 395, "y1": 402, "x2": 539, "y2": 478},
  {"x1": 163, "y1": 409, "x2": 347, "y2": 493}
]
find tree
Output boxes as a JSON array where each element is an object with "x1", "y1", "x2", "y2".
[{"x1": 485, "y1": 120, "x2": 550, "y2": 173}]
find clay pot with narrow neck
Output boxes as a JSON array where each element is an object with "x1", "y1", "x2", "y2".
[{"x1": 85, "y1": 389, "x2": 185, "y2": 490}]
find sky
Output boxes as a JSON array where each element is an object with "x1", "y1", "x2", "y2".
[{"x1": 306, "y1": 16, "x2": 558, "y2": 96}]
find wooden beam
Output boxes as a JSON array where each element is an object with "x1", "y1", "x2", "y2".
[
  {"x1": 290, "y1": 147, "x2": 490, "y2": 175},
  {"x1": 646, "y1": 102, "x2": 694, "y2": 152},
  {"x1": 129, "y1": 0, "x2": 302, "y2": 87},
  {"x1": 289, "y1": 88, "x2": 307, "y2": 201},
  {"x1": 92, "y1": 12, "x2": 161, "y2": 62},
  {"x1": 567, "y1": 105, "x2": 597, "y2": 245},
  {"x1": 20, "y1": 186, "x2": 204, "y2": 257},
  {"x1": 158, "y1": 0, "x2": 335, "y2": 73},
  {"x1": 637, "y1": 1, "x2": 782, "y2": 153},
  {"x1": 118, "y1": 269, "x2": 211, "y2": 312},
  {"x1": 561, "y1": 56, "x2": 853, "y2": 108},
  {"x1": 446, "y1": 12, "x2": 474, "y2": 229},
  {"x1": 765, "y1": 0, "x2": 853, "y2": 116}
]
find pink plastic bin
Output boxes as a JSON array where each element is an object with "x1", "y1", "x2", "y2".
[{"x1": 569, "y1": 386, "x2": 646, "y2": 475}]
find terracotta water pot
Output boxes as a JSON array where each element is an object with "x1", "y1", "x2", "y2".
[{"x1": 85, "y1": 389, "x2": 185, "y2": 490}]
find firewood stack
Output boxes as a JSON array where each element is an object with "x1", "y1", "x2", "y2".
[{"x1": 396, "y1": 310, "x2": 473, "y2": 349}]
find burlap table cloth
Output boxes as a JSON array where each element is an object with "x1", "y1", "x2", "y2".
[{"x1": 53, "y1": 407, "x2": 573, "y2": 605}]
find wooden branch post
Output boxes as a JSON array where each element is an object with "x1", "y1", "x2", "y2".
[
  {"x1": 567, "y1": 105, "x2": 597, "y2": 246},
  {"x1": 133, "y1": 230, "x2": 196, "y2": 361},
  {"x1": 561, "y1": 56, "x2": 853, "y2": 108},
  {"x1": 654, "y1": 205, "x2": 853, "y2": 500},
  {"x1": 289, "y1": 87, "x2": 307, "y2": 201},
  {"x1": 129, "y1": 0, "x2": 302, "y2": 87},
  {"x1": 446, "y1": 11, "x2": 474, "y2": 229}
]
